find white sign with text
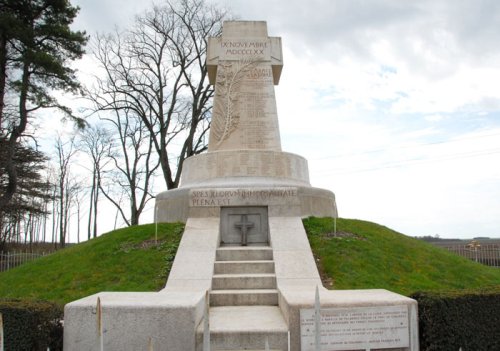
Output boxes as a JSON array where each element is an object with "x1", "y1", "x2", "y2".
[{"x1": 300, "y1": 305, "x2": 409, "y2": 351}]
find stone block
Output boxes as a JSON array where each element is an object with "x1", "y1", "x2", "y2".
[{"x1": 64, "y1": 291, "x2": 205, "y2": 351}]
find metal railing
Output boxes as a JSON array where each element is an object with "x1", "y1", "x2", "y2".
[
  {"x1": 0, "y1": 251, "x2": 48, "y2": 272},
  {"x1": 444, "y1": 244, "x2": 500, "y2": 267}
]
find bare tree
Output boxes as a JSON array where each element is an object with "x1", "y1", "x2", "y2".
[
  {"x1": 72, "y1": 183, "x2": 85, "y2": 243},
  {"x1": 54, "y1": 136, "x2": 77, "y2": 248},
  {"x1": 100, "y1": 110, "x2": 160, "y2": 226},
  {"x1": 87, "y1": 0, "x2": 226, "y2": 190},
  {"x1": 80, "y1": 125, "x2": 113, "y2": 239}
]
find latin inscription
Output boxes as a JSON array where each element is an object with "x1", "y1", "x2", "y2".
[
  {"x1": 300, "y1": 305, "x2": 409, "y2": 351},
  {"x1": 220, "y1": 39, "x2": 270, "y2": 60},
  {"x1": 190, "y1": 188, "x2": 298, "y2": 207}
]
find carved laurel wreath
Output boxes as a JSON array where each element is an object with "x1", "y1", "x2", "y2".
[{"x1": 211, "y1": 58, "x2": 260, "y2": 146}]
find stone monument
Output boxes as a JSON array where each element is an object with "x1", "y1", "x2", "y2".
[
  {"x1": 155, "y1": 20, "x2": 337, "y2": 223},
  {"x1": 64, "y1": 21, "x2": 419, "y2": 351}
]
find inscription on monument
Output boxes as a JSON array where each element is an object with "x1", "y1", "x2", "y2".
[
  {"x1": 220, "y1": 39, "x2": 270, "y2": 60},
  {"x1": 207, "y1": 26, "x2": 282, "y2": 151},
  {"x1": 190, "y1": 187, "x2": 299, "y2": 207},
  {"x1": 300, "y1": 305, "x2": 409, "y2": 351}
]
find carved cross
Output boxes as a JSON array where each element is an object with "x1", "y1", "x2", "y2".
[{"x1": 234, "y1": 214, "x2": 254, "y2": 246}]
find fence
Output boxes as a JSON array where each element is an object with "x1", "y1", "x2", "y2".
[
  {"x1": 444, "y1": 244, "x2": 500, "y2": 267},
  {"x1": 0, "y1": 251, "x2": 48, "y2": 272}
]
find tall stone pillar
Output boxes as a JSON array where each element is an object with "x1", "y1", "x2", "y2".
[
  {"x1": 207, "y1": 21, "x2": 283, "y2": 151},
  {"x1": 156, "y1": 21, "x2": 337, "y2": 222}
]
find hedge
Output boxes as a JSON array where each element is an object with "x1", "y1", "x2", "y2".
[
  {"x1": 411, "y1": 288, "x2": 500, "y2": 351},
  {"x1": 0, "y1": 299, "x2": 63, "y2": 351}
]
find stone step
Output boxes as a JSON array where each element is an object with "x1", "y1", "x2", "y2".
[
  {"x1": 210, "y1": 289, "x2": 279, "y2": 306},
  {"x1": 196, "y1": 306, "x2": 288, "y2": 351},
  {"x1": 214, "y1": 260, "x2": 275, "y2": 274},
  {"x1": 212, "y1": 273, "x2": 277, "y2": 290},
  {"x1": 216, "y1": 247, "x2": 273, "y2": 261}
]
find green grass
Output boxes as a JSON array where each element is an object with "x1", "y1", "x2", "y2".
[
  {"x1": 2, "y1": 217, "x2": 499, "y2": 305},
  {"x1": 304, "y1": 217, "x2": 500, "y2": 295},
  {"x1": 0, "y1": 223, "x2": 184, "y2": 305}
]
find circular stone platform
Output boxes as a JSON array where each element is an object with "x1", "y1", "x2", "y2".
[{"x1": 156, "y1": 150, "x2": 337, "y2": 222}]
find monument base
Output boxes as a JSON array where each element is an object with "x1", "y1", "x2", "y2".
[
  {"x1": 156, "y1": 184, "x2": 337, "y2": 222},
  {"x1": 156, "y1": 149, "x2": 337, "y2": 222}
]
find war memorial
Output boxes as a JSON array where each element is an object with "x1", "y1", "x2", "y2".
[{"x1": 64, "y1": 21, "x2": 419, "y2": 351}]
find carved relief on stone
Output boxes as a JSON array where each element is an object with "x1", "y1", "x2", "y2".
[{"x1": 211, "y1": 58, "x2": 260, "y2": 146}]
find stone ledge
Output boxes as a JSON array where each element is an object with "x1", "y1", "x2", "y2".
[
  {"x1": 180, "y1": 150, "x2": 311, "y2": 187},
  {"x1": 156, "y1": 185, "x2": 337, "y2": 222}
]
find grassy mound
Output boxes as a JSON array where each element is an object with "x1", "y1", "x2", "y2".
[
  {"x1": 0, "y1": 223, "x2": 183, "y2": 304},
  {"x1": 304, "y1": 217, "x2": 500, "y2": 295},
  {"x1": 1, "y1": 218, "x2": 499, "y2": 305}
]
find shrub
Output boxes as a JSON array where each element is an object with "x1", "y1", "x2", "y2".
[
  {"x1": 411, "y1": 288, "x2": 500, "y2": 351},
  {"x1": 0, "y1": 299, "x2": 63, "y2": 351}
]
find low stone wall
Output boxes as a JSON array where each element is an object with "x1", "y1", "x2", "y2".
[{"x1": 63, "y1": 291, "x2": 205, "y2": 351}]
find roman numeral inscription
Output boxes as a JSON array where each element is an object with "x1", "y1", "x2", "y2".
[{"x1": 207, "y1": 22, "x2": 283, "y2": 151}]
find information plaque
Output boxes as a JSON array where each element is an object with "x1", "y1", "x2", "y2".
[{"x1": 300, "y1": 305, "x2": 409, "y2": 351}]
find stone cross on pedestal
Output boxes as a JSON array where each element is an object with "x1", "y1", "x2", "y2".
[
  {"x1": 234, "y1": 214, "x2": 254, "y2": 246},
  {"x1": 207, "y1": 21, "x2": 283, "y2": 152}
]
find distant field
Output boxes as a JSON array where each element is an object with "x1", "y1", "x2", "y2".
[
  {"x1": 426, "y1": 238, "x2": 500, "y2": 268},
  {"x1": 430, "y1": 238, "x2": 500, "y2": 247}
]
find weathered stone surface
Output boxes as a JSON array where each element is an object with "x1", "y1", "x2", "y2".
[
  {"x1": 63, "y1": 291, "x2": 205, "y2": 351},
  {"x1": 220, "y1": 206, "x2": 269, "y2": 245},
  {"x1": 65, "y1": 21, "x2": 418, "y2": 351},
  {"x1": 155, "y1": 21, "x2": 337, "y2": 222},
  {"x1": 207, "y1": 21, "x2": 283, "y2": 152},
  {"x1": 180, "y1": 150, "x2": 310, "y2": 187},
  {"x1": 279, "y1": 288, "x2": 419, "y2": 351},
  {"x1": 156, "y1": 185, "x2": 337, "y2": 222},
  {"x1": 300, "y1": 305, "x2": 409, "y2": 350}
]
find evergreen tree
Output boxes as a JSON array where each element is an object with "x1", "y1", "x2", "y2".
[
  {"x1": 0, "y1": 0, "x2": 87, "y2": 211},
  {"x1": 0, "y1": 137, "x2": 50, "y2": 249}
]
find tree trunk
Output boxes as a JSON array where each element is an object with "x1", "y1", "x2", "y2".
[
  {"x1": 0, "y1": 33, "x2": 7, "y2": 128},
  {"x1": 0, "y1": 61, "x2": 30, "y2": 211}
]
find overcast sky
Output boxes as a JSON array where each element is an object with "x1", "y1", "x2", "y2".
[{"x1": 67, "y1": 0, "x2": 500, "y2": 239}]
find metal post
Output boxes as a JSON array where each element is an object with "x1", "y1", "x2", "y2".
[
  {"x1": 154, "y1": 203, "x2": 158, "y2": 245},
  {"x1": 315, "y1": 285, "x2": 321, "y2": 351},
  {"x1": 97, "y1": 297, "x2": 103, "y2": 351},
  {"x1": 203, "y1": 290, "x2": 210, "y2": 351},
  {"x1": 1, "y1": 312, "x2": 4, "y2": 351},
  {"x1": 265, "y1": 337, "x2": 270, "y2": 350}
]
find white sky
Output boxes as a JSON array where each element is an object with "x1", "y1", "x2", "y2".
[{"x1": 62, "y1": 0, "x2": 500, "y2": 240}]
